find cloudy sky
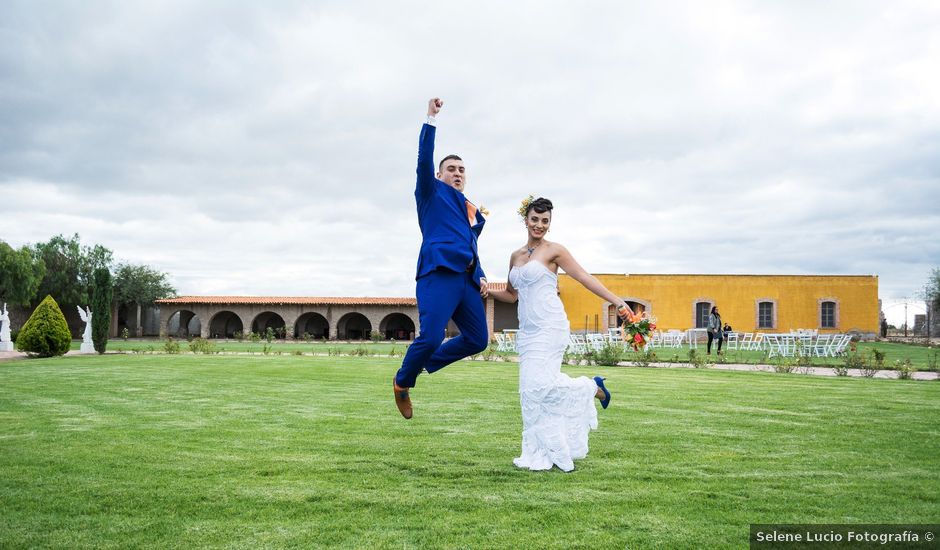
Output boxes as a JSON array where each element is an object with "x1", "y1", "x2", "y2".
[{"x1": 2, "y1": 1, "x2": 938, "y2": 326}]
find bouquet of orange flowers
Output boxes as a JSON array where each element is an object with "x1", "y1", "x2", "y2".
[{"x1": 618, "y1": 305, "x2": 656, "y2": 351}]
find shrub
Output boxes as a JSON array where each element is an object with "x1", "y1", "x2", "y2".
[
  {"x1": 928, "y1": 350, "x2": 939, "y2": 373},
  {"x1": 773, "y1": 358, "x2": 796, "y2": 374},
  {"x1": 832, "y1": 363, "x2": 849, "y2": 377},
  {"x1": 895, "y1": 358, "x2": 914, "y2": 380},
  {"x1": 248, "y1": 331, "x2": 261, "y2": 343},
  {"x1": 264, "y1": 327, "x2": 275, "y2": 343},
  {"x1": 594, "y1": 341, "x2": 625, "y2": 366},
  {"x1": 632, "y1": 348, "x2": 656, "y2": 368},
  {"x1": 121, "y1": 327, "x2": 129, "y2": 341},
  {"x1": 688, "y1": 349, "x2": 706, "y2": 368},
  {"x1": 843, "y1": 351, "x2": 867, "y2": 370},
  {"x1": 871, "y1": 349, "x2": 886, "y2": 369},
  {"x1": 370, "y1": 330, "x2": 384, "y2": 343},
  {"x1": 302, "y1": 332, "x2": 311, "y2": 343},
  {"x1": 562, "y1": 350, "x2": 585, "y2": 365},
  {"x1": 163, "y1": 338, "x2": 181, "y2": 354},
  {"x1": 480, "y1": 344, "x2": 498, "y2": 361},
  {"x1": 233, "y1": 330, "x2": 244, "y2": 341},
  {"x1": 11, "y1": 328, "x2": 19, "y2": 344},
  {"x1": 188, "y1": 337, "x2": 215, "y2": 354},
  {"x1": 16, "y1": 295, "x2": 72, "y2": 357},
  {"x1": 293, "y1": 349, "x2": 303, "y2": 356},
  {"x1": 844, "y1": 351, "x2": 878, "y2": 378}
]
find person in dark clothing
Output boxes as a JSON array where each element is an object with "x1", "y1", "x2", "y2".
[{"x1": 707, "y1": 305, "x2": 724, "y2": 355}]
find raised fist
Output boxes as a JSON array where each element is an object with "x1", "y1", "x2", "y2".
[{"x1": 427, "y1": 97, "x2": 443, "y2": 117}]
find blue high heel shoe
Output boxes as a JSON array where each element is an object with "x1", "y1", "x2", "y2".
[{"x1": 594, "y1": 376, "x2": 611, "y2": 409}]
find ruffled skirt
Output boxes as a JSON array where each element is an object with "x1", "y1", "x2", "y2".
[{"x1": 514, "y1": 327, "x2": 598, "y2": 472}]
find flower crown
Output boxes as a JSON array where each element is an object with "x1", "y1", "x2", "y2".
[{"x1": 517, "y1": 195, "x2": 535, "y2": 220}]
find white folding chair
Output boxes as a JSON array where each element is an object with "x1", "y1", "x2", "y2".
[
  {"x1": 725, "y1": 331, "x2": 739, "y2": 350},
  {"x1": 739, "y1": 333, "x2": 754, "y2": 351},
  {"x1": 750, "y1": 333, "x2": 765, "y2": 351},
  {"x1": 504, "y1": 332, "x2": 517, "y2": 352},
  {"x1": 672, "y1": 330, "x2": 686, "y2": 348},
  {"x1": 764, "y1": 334, "x2": 779, "y2": 357},
  {"x1": 495, "y1": 333, "x2": 508, "y2": 352},
  {"x1": 648, "y1": 330, "x2": 662, "y2": 349},
  {"x1": 832, "y1": 334, "x2": 852, "y2": 357},
  {"x1": 567, "y1": 334, "x2": 587, "y2": 354},
  {"x1": 586, "y1": 333, "x2": 607, "y2": 352},
  {"x1": 812, "y1": 334, "x2": 831, "y2": 357}
]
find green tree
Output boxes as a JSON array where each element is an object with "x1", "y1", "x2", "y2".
[
  {"x1": 113, "y1": 262, "x2": 176, "y2": 336},
  {"x1": 927, "y1": 267, "x2": 940, "y2": 312},
  {"x1": 33, "y1": 234, "x2": 112, "y2": 307},
  {"x1": 0, "y1": 240, "x2": 46, "y2": 306},
  {"x1": 17, "y1": 295, "x2": 72, "y2": 357},
  {"x1": 91, "y1": 267, "x2": 113, "y2": 354}
]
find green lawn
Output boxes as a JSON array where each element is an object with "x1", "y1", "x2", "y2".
[{"x1": 1, "y1": 355, "x2": 937, "y2": 548}]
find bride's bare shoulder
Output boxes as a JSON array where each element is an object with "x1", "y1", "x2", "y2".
[{"x1": 545, "y1": 240, "x2": 569, "y2": 255}]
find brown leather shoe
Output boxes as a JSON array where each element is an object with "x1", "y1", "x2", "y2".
[{"x1": 393, "y1": 378, "x2": 413, "y2": 419}]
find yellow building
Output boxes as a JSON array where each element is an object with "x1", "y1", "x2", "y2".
[{"x1": 556, "y1": 274, "x2": 879, "y2": 336}]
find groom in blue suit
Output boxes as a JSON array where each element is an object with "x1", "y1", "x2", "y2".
[{"x1": 393, "y1": 98, "x2": 489, "y2": 419}]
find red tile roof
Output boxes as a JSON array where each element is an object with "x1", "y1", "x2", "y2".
[
  {"x1": 155, "y1": 283, "x2": 509, "y2": 306},
  {"x1": 156, "y1": 296, "x2": 417, "y2": 306}
]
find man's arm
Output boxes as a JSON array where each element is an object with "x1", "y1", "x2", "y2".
[{"x1": 416, "y1": 98, "x2": 443, "y2": 198}]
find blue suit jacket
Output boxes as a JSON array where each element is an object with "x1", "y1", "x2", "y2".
[{"x1": 414, "y1": 123, "x2": 486, "y2": 285}]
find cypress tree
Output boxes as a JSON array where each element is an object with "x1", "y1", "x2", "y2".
[{"x1": 91, "y1": 267, "x2": 112, "y2": 354}]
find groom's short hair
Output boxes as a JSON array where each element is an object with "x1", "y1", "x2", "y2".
[{"x1": 438, "y1": 154, "x2": 462, "y2": 172}]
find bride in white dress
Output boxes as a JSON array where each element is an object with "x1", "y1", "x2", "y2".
[{"x1": 488, "y1": 198, "x2": 630, "y2": 472}]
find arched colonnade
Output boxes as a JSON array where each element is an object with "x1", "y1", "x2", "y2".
[{"x1": 156, "y1": 297, "x2": 420, "y2": 341}]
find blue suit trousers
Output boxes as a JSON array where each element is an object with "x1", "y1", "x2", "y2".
[{"x1": 395, "y1": 269, "x2": 489, "y2": 388}]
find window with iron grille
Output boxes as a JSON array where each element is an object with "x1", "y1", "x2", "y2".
[
  {"x1": 695, "y1": 302, "x2": 711, "y2": 328},
  {"x1": 758, "y1": 302, "x2": 774, "y2": 328},
  {"x1": 821, "y1": 301, "x2": 836, "y2": 328}
]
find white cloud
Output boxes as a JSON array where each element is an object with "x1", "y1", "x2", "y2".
[{"x1": 1, "y1": 0, "x2": 939, "y2": 327}]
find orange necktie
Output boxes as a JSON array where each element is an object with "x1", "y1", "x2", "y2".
[{"x1": 466, "y1": 200, "x2": 477, "y2": 226}]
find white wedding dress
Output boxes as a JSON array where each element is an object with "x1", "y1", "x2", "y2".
[{"x1": 509, "y1": 261, "x2": 600, "y2": 472}]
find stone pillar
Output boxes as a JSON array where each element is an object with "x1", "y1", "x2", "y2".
[
  {"x1": 110, "y1": 303, "x2": 120, "y2": 338},
  {"x1": 282, "y1": 312, "x2": 298, "y2": 340},
  {"x1": 326, "y1": 306, "x2": 336, "y2": 340},
  {"x1": 486, "y1": 297, "x2": 495, "y2": 341}
]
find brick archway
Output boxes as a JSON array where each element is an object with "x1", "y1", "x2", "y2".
[
  {"x1": 337, "y1": 312, "x2": 372, "y2": 340},
  {"x1": 295, "y1": 312, "x2": 329, "y2": 340},
  {"x1": 209, "y1": 310, "x2": 244, "y2": 339},
  {"x1": 379, "y1": 313, "x2": 416, "y2": 340}
]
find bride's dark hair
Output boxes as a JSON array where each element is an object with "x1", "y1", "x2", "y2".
[{"x1": 525, "y1": 197, "x2": 553, "y2": 217}]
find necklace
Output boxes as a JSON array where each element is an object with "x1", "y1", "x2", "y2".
[{"x1": 526, "y1": 241, "x2": 542, "y2": 257}]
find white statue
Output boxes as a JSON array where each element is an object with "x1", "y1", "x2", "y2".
[
  {"x1": 77, "y1": 305, "x2": 95, "y2": 353},
  {"x1": 0, "y1": 303, "x2": 12, "y2": 351}
]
